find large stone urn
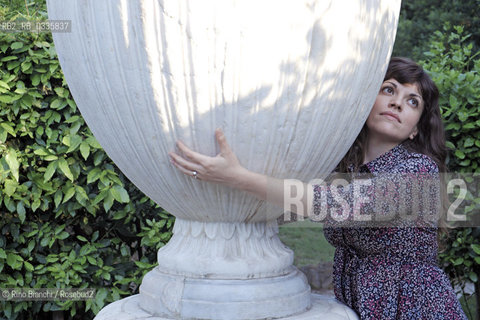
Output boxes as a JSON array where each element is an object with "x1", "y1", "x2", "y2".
[{"x1": 47, "y1": 1, "x2": 401, "y2": 319}]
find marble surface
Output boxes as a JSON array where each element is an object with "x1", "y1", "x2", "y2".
[
  {"x1": 47, "y1": 0, "x2": 401, "y2": 223},
  {"x1": 137, "y1": 266, "x2": 311, "y2": 319},
  {"x1": 95, "y1": 293, "x2": 359, "y2": 320}
]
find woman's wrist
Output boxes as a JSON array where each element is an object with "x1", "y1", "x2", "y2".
[{"x1": 232, "y1": 168, "x2": 268, "y2": 201}]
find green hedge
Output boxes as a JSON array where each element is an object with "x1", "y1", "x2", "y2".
[
  {"x1": 0, "y1": 4, "x2": 174, "y2": 319},
  {"x1": 394, "y1": 0, "x2": 480, "y2": 60},
  {"x1": 420, "y1": 25, "x2": 480, "y2": 318}
]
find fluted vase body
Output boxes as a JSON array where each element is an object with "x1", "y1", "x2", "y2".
[{"x1": 47, "y1": 0, "x2": 401, "y2": 319}]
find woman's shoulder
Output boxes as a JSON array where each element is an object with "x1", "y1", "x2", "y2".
[{"x1": 397, "y1": 147, "x2": 439, "y2": 174}]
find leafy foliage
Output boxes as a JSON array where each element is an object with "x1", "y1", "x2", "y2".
[
  {"x1": 0, "y1": 2, "x2": 174, "y2": 319},
  {"x1": 420, "y1": 24, "x2": 480, "y2": 319},
  {"x1": 394, "y1": 0, "x2": 480, "y2": 60}
]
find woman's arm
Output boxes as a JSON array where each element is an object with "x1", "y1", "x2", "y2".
[
  {"x1": 168, "y1": 129, "x2": 311, "y2": 215},
  {"x1": 169, "y1": 130, "x2": 440, "y2": 226}
]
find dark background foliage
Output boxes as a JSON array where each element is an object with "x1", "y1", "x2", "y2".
[{"x1": 393, "y1": 0, "x2": 480, "y2": 60}]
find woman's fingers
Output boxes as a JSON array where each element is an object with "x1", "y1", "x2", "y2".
[
  {"x1": 176, "y1": 140, "x2": 210, "y2": 163},
  {"x1": 169, "y1": 130, "x2": 240, "y2": 184},
  {"x1": 171, "y1": 157, "x2": 199, "y2": 178},
  {"x1": 215, "y1": 128, "x2": 232, "y2": 155},
  {"x1": 169, "y1": 152, "x2": 203, "y2": 174}
]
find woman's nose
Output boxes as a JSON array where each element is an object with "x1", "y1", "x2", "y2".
[{"x1": 389, "y1": 99, "x2": 402, "y2": 110}]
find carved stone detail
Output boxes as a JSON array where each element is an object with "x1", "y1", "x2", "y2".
[{"x1": 156, "y1": 219, "x2": 293, "y2": 278}]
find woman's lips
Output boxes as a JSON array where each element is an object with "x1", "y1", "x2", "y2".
[{"x1": 380, "y1": 112, "x2": 401, "y2": 123}]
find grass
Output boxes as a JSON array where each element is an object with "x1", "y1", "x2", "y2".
[{"x1": 278, "y1": 220, "x2": 334, "y2": 266}]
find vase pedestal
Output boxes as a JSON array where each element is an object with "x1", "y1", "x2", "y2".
[
  {"x1": 94, "y1": 220, "x2": 358, "y2": 319},
  {"x1": 95, "y1": 293, "x2": 358, "y2": 320}
]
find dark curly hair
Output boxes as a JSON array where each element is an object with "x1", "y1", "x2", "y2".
[{"x1": 337, "y1": 57, "x2": 447, "y2": 173}]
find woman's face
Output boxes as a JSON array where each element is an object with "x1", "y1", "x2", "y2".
[{"x1": 366, "y1": 78, "x2": 424, "y2": 144}]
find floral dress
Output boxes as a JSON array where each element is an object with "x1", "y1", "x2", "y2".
[{"x1": 313, "y1": 143, "x2": 467, "y2": 320}]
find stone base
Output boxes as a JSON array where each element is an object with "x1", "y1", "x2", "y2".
[
  {"x1": 94, "y1": 293, "x2": 359, "y2": 320},
  {"x1": 137, "y1": 267, "x2": 311, "y2": 319}
]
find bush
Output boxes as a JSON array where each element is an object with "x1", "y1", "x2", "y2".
[
  {"x1": 394, "y1": 0, "x2": 480, "y2": 60},
  {"x1": 0, "y1": 3, "x2": 174, "y2": 319},
  {"x1": 420, "y1": 24, "x2": 480, "y2": 319}
]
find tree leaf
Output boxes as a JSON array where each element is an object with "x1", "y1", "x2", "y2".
[
  {"x1": 62, "y1": 135, "x2": 70, "y2": 146},
  {"x1": 454, "y1": 150, "x2": 465, "y2": 159},
  {"x1": 54, "y1": 189, "x2": 63, "y2": 208},
  {"x1": 87, "y1": 168, "x2": 102, "y2": 185},
  {"x1": 27, "y1": 240, "x2": 35, "y2": 252},
  {"x1": 63, "y1": 186, "x2": 75, "y2": 203},
  {"x1": 58, "y1": 158, "x2": 74, "y2": 181},
  {"x1": 24, "y1": 261, "x2": 34, "y2": 272},
  {"x1": 44, "y1": 155, "x2": 58, "y2": 161},
  {"x1": 57, "y1": 232, "x2": 69, "y2": 240},
  {"x1": 453, "y1": 257, "x2": 464, "y2": 266},
  {"x1": 464, "y1": 137, "x2": 475, "y2": 148},
  {"x1": 77, "y1": 235, "x2": 88, "y2": 242},
  {"x1": 0, "y1": 95, "x2": 14, "y2": 103},
  {"x1": 469, "y1": 271, "x2": 478, "y2": 282},
  {"x1": 4, "y1": 179, "x2": 18, "y2": 196},
  {"x1": 113, "y1": 211, "x2": 127, "y2": 220},
  {"x1": 75, "y1": 186, "x2": 89, "y2": 202},
  {"x1": 6, "y1": 253, "x2": 17, "y2": 268},
  {"x1": 87, "y1": 136, "x2": 102, "y2": 149},
  {"x1": 0, "y1": 248, "x2": 7, "y2": 259},
  {"x1": 54, "y1": 87, "x2": 68, "y2": 98},
  {"x1": 1, "y1": 123, "x2": 15, "y2": 136},
  {"x1": 33, "y1": 148, "x2": 49, "y2": 156},
  {"x1": 472, "y1": 244, "x2": 480, "y2": 255},
  {"x1": 44, "y1": 160, "x2": 57, "y2": 181},
  {"x1": 5, "y1": 149, "x2": 20, "y2": 181},
  {"x1": 31, "y1": 198, "x2": 41, "y2": 212},
  {"x1": 66, "y1": 135, "x2": 82, "y2": 153},
  {"x1": 4, "y1": 197, "x2": 16, "y2": 212},
  {"x1": 93, "y1": 152, "x2": 104, "y2": 166},
  {"x1": 87, "y1": 256, "x2": 96, "y2": 265},
  {"x1": 0, "y1": 80, "x2": 10, "y2": 90},
  {"x1": 95, "y1": 288, "x2": 108, "y2": 310},
  {"x1": 50, "y1": 98, "x2": 65, "y2": 109},
  {"x1": 103, "y1": 192, "x2": 114, "y2": 212},
  {"x1": 79, "y1": 142, "x2": 90, "y2": 160},
  {"x1": 110, "y1": 185, "x2": 130, "y2": 203},
  {"x1": 16, "y1": 202, "x2": 26, "y2": 223},
  {"x1": 11, "y1": 42, "x2": 23, "y2": 50},
  {"x1": 31, "y1": 74, "x2": 40, "y2": 86}
]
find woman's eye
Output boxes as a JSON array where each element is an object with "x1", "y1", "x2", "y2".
[
  {"x1": 409, "y1": 98, "x2": 419, "y2": 107},
  {"x1": 382, "y1": 86, "x2": 394, "y2": 94}
]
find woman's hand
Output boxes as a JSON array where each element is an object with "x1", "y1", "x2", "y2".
[
  {"x1": 169, "y1": 128, "x2": 249, "y2": 189},
  {"x1": 169, "y1": 129, "x2": 311, "y2": 215}
]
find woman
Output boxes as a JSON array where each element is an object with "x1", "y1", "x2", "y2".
[{"x1": 169, "y1": 57, "x2": 467, "y2": 319}]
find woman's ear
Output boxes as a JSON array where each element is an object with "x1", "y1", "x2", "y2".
[{"x1": 409, "y1": 127, "x2": 418, "y2": 140}]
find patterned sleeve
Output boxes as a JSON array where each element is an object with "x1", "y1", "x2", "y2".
[{"x1": 312, "y1": 154, "x2": 440, "y2": 232}]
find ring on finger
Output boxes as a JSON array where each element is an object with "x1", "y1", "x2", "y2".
[{"x1": 192, "y1": 170, "x2": 198, "y2": 179}]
